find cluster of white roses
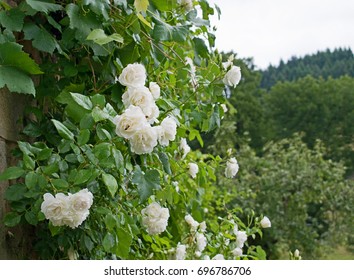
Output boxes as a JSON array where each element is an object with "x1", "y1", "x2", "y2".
[
  {"x1": 41, "y1": 189, "x2": 93, "y2": 229},
  {"x1": 174, "y1": 214, "x2": 208, "y2": 260},
  {"x1": 115, "y1": 63, "x2": 177, "y2": 155},
  {"x1": 141, "y1": 202, "x2": 170, "y2": 235}
]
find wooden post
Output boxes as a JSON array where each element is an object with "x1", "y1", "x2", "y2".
[{"x1": 0, "y1": 88, "x2": 28, "y2": 259}]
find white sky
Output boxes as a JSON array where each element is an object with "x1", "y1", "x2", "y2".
[{"x1": 207, "y1": 0, "x2": 354, "y2": 69}]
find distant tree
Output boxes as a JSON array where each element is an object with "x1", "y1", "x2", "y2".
[
  {"x1": 261, "y1": 48, "x2": 354, "y2": 89},
  {"x1": 264, "y1": 75, "x2": 354, "y2": 173}
]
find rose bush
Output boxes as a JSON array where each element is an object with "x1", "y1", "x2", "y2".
[{"x1": 0, "y1": 0, "x2": 270, "y2": 260}]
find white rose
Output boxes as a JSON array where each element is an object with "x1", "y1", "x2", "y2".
[
  {"x1": 294, "y1": 249, "x2": 300, "y2": 258},
  {"x1": 122, "y1": 86, "x2": 154, "y2": 108},
  {"x1": 41, "y1": 193, "x2": 71, "y2": 227},
  {"x1": 260, "y1": 216, "x2": 271, "y2": 228},
  {"x1": 225, "y1": 157, "x2": 239, "y2": 178},
  {"x1": 180, "y1": 0, "x2": 193, "y2": 11},
  {"x1": 232, "y1": 247, "x2": 243, "y2": 257},
  {"x1": 115, "y1": 105, "x2": 149, "y2": 139},
  {"x1": 149, "y1": 82, "x2": 161, "y2": 100},
  {"x1": 158, "y1": 117, "x2": 177, "y2": 146},
  {"x1": 67, "y1": 188, "x2": 93, "y2": 228},
  {"x1": 145, "y1": 103, "x2": 160, "y2": 124},
  {"x1": 199, "y1": 221, "x2": 207, "y2": 232},
  {"x1": 235, "y1": 230, "x2": 247, "y2": 248},
  {"x1": 223, "y1": 65, "x2": 241, "y2": 88},
  {"x1": 141, "y1": 202, "x2": 170, "y2": 235},
  {"x1": 196, "y1": 232, "x2": 207, "y2": 252},
  {"x1": 179, "y1": 138, "x2": 191, "y2": 159},
  {"x1": 175, "y1": 243, "x2": 187, "y2": 260},
  {"x1": 212, "y1": 254, "x2": 225, "y2": 260},
  {"x1": 118, "y1": 63, "x2": 146, "y2": 88},
  {"x1": 221, "y1": 104, "x2": 228, "y2": 113},
  {"x1": 122, "y1": 87, "x2": 159, "y2": 123},
  {"x1": 185, "y1": 214, "x2": 199, "y2": 231},
  {"x1": 188, "y1": 163, "x2": 199, "y2": 178},
  {"x1": 129, "y1": 125, "x2": 158, "y2": 154}
]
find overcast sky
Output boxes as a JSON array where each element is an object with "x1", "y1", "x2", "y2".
[{"x1": 207, "y1": 0, "x2": 354, "y2": 69}]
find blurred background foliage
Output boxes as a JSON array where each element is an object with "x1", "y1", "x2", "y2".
[{"x1": 202, "y1": 48, "x2": 354, "y2": 259}]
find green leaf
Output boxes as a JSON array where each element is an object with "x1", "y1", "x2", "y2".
[
  {"x1": 92, "y1": 107, "x2": 110, "y2": 122},
  {"x1": 23, "y1": 154, "x2": 35, "y2": 170},
  {"x1": 4, "y1": 212, "x2": 22, "y2": 227},
  {"x1": 137, "y1": 13, "x2": 152, "y2": 29},
  {"x1": 0, "y1": 66, "x2": 35, "y2": 95},
  {"x1": 77, "y1": 129, "x2": 91, "y2": 145},
  {"x1": 51, "y1": 119, "x2": 74, "y2": 140},
  {"x1": 0, "y1": 9, "x2": 25, "y2": 32},
  {"x1": 134, "y1": 0, "x2": 149, "y2": 13},
  {"x1": 0, "y1": 42, "x2": 42, "y2": 94},
  {"x1": 102, "y1": 232, "x2": 115, "y2": 252},
  {"x1": 91, "y1": 94, "x2": 106, "y2": 107},
  {"x1": 51, "y1": 179, "x2": 69, "y2": 190},
  {"x1": 150, "y1": 0, "x2": 176, "y2": 11},
  {"x1": 74, "y1": 169, "x2": 93, "y2": 185},
  {"x1": 82, "y1": 234, "x2": 94, "y2": 251},
  {"x1": 116, "y1": 227, "x2": 132, "y2": 259},
  {"x1": 70, "y1": 92, "x2": 93, "y2": 110},
  {"x1": 112, "y1": 148, "x2": 124, "y2": 174},
  {"x1": 25, "y1": 210, "x2": 38, "y2": 225},
  {"x1": 23, "y1": 23, "x2": 58, "y2": 54},
  {"x1": 158, "y1": 152, "x2": 171, "y2": 175},
  {"x1": 0, "y1": 167, "x2": 25, "y2": 181},
  {"x1": 104, "y1": 213, "x2": 118, "y2": 231},
  {"x1": 83, "y1": 0, "x2": 110, "y2": 19},
  {"x1": 152, "y1": 21, "x2": 189, "y2": 42},
  {"x1": 102, "y1": 173, "x2": 118, "y2": 197},
  {"x1": 87, "y1": 29, "x2": 123, "y2": 45},
  {"x1": 26, "y1": 0, "x2": 63, "y2": 14},
  {"x1": 5, "y1": 184, "x2": 27, "y2": 201},
  {"x1": 132, "y1": 166, "x2": 160, "y2": 202},
  {"x1": 66, "y1": 3, "x2": 100, "y2": 38}
]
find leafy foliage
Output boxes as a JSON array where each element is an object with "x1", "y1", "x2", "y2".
[
  {"x1": 0, "y1": 0, "x2": 269, "y2": 260},
  {"x1": 261, "y1": 48, "x2": 354, "y2": 89}
]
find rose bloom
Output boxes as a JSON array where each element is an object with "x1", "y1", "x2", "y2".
[
  {"x1": 41, "y1": 193, "x2": 71, "y2": 227},
  {"x1": 260, "y1": 216, "x2": 271, "y2": 228},
  {"x1": 235, "y1": 230, "x2": 248, "y2": 248},
  {"x1": 188, "y1": 163, "x2": 199, "y2": 178},
  {"x1": 212, "y1": 254, "x2": 225, "y2": 260},
  {"x1": 141, "y1": 202, "x2": 170, "y2": 235},
  {"x1": 225, "y1": 157, "x2": 239, "y2": 178},
  {"x1": 232, "y1": 247, "x2": 243, "y2": 257},
  {"x1": 157, "y1": 117, "x2": 177, "y2": 146},
  {"x1": 223, "y1": 65, "x2": 241, "y2": 88},
  {"x1": 175, "y1": 243, "x2": 187, "y2": 260},
  {"x1": 196, "y1": 232, "x2": 207, "y2": 252},
  {"x1": 144, "y1": 103, "x2": 160, "y2": 124},
  {"x1": 180, "y1": 0, "x2": 193, "y2": 11},
  {"x1": 221, "y1": 104, "x2": 228, "y2": 113},
  {"x1": 67, "y1": 188, "x2": 94, "y2": 228},
  {"x1": 122, "y1": 86, "x2": 154, "y2": 109},
  {"x1": 115, "y1": 105, "x2": 149, "y2": 139},
  {"x1": 149, "y1": 82, "x2": 160, "y2": 100},
  {"x1": 179, "y1": 138, "x2": 191, "y2": 159},
  {"x1": 185, "y1": 214, "x2": 199, "y2": 231},
  {"x1": 129, "y1": 125, "x2": 158, "y2": 154},
  {"x1": 122, "y1": 87, "x2": 159, "y2": 124},
  {"x1": 118, "y1": 63, "x2": 146, "y2": 88}
]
